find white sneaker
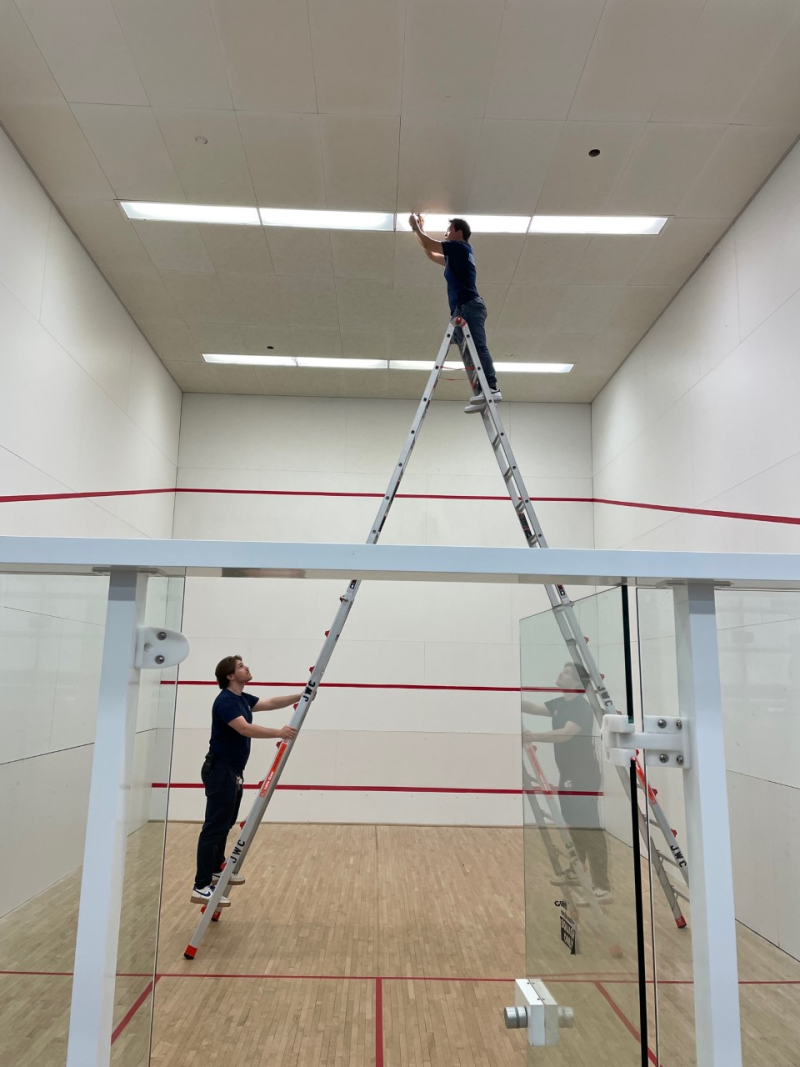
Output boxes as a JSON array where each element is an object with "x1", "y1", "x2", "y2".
[
  {"x1": 213, "y1": 870, "x2": 245, "y2": 886},
  {"x1": 190, "y1": 884, "x2": 231, "y2": 907},
  {"x1": 594, "y1": 888, "x2": 613, "y2": 903},
  {"x1": 464, "y1": 390, "x2": 502, "y2": 414}
]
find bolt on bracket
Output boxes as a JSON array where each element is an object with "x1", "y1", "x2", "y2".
[
  {"x1": 135, "y1": 626, "x2": 190, "y2": 670},
  {"x1": 602, "y1": 715, "x2": 690, "y2": 770},
  {"x1": 503, "y1": 979, "x2": 574, "y2": 1046}
]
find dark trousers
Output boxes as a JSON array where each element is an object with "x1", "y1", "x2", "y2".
[
  {"x1": 559, "y1": 791, "x2": 610, "y2": 892},
  {"x1": 194, "y1": 756, "x2": 244, "y2": 889},
  {"x1": 451, "y1": 297, "x2": 498, "y2": 391}
]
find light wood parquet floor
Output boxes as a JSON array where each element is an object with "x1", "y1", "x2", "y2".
[{"x1": 1, "y1": 821, "x2": 799, "y2": 1066}]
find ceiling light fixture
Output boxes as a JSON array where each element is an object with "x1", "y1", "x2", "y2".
[
  {"x1": 395, "y1": 213, "x2": 531, "y2": 234},
  {"x1": 259, "y1": 208, "x2": 394, "y2": 231},
  {"x1": 205, "y1": 354, "x2": 573, "y2": 373},
  {"x1": 120, "y1": 201, "x2": 260, "y2": 225},
  {"x1": 528, "y1": 215, "x2": 666, "y2": 235}
]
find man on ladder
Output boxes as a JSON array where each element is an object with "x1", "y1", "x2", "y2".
[
  {"x1": 408, "y1": 212, "x2": 502, "y2": 413},
  {"x1": 191, "y1": 656, "x2": 301, "y2": 907},
  {"x1": 523, "y1": 662, "x2": 612, "y2": 902}
]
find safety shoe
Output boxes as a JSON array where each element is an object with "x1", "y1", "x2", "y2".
[
  {"x1": 190, "y1": 885, "x2": 231, "y2": 907},
  {"x1": 213, "y1": 870, "x2": 245, "y2": 886},
  {"x1": 464, "y1": 390, "x2": 502, "y2": 414}
]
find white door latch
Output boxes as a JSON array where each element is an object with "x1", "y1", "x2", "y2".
[
  {"x1": 602, "y1": 715, "x2": 690, "y2": 769},
  {"x1": 503, "y1": 979, "x2": 574, "y2": 1046},
  {"x1": 135, "y1": 626, "x2": 190, "y2": 669}
]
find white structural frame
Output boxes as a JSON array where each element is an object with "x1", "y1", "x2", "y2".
[{"x1": 2, "y1": 536, "x2": 794, "y2": 1067}]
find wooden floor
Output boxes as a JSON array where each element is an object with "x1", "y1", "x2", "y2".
[{"x1": 1, "y1": 822, "x2": 799, "y2": 1065}]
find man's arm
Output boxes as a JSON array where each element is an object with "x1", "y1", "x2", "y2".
[
  {"x1": 523, "y1": 722, "x2": 580, "y2": 745},
  {"x1": 228, "y1": 716, "x2": 297, "y2": 741},
  {"x1": 252, "y1": 692, "x2": 303, "y2": 712},
  {"x1": 521, "y1": 699, "x2": 553, "y2": 717},
  {"x1": 409, "y1": 213, "x2": 445, "y2": 263}
]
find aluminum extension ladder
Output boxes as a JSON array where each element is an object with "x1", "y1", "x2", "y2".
[{"x1": 184, "y1": 317, "x2": 689, "y2": 960}]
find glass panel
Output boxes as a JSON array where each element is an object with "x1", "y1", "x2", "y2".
[
  {"x1": 0, "y1": 573, "x2": 110, "y2": 1067},
  {"x1": 520, "y1": 587, "x2": 648, "y2": 1067},
  {"x1": 113, "y1": 575, "x2": 184, "y2": 1066}
]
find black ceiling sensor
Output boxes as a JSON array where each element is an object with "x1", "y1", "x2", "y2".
[
  {"x1": 267, "y1": 346, "x2": 274, "y2": 350},
  {"x1": 588, "y1": 149, "x2": 600, "y2": 157}
]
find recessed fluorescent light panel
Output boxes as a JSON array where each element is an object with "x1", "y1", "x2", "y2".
[
  {"x1": 259, "y1": 208, "x2": 394, "y2": 231},
  {"x1": 529, "y1": 215, "x2": 667, "y2": 235},
  {"x1": 120, "y1": 201, "x2": 261, "y2": 225},
  {"x1": 395, "y1": 214, "x2": 530, "y2": 234},
  {"x1": 205, "y1": 354, "x2": 572, "y2": 374},
  {"x1": 390, "y1": 360, "x2": 572, "y2": 373}
]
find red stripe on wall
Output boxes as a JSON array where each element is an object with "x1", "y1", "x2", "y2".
[
  {"x1": 153, "y1": 782, "x2": 603, "y2": 796},
  {"x1": 3, "y1": 484, "x2": 800, "y2": 527}
]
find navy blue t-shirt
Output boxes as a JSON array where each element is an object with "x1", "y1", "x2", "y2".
[
  {"x1": 545, "y1": 695, "x2": 600, "y2": 789},
  {"x1": 442, "y1": 240, "x2": 480, "y2": 313},
  {"x1": 208, "y1": 689, "x2": 259, "y2": 773}
]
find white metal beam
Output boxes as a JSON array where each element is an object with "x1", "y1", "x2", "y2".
[{"x1": 673, "y1": 583, "x2": 742, "y2": 1067}]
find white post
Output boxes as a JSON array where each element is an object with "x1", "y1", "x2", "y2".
[
  {"x1": 66, "y1": 569, "x2": 148, "y2": 1067},
  {"x1": 673, "y1": 583, "x2": 741, "y2": 1067}
]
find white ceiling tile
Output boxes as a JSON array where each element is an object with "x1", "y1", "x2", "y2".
[
  {"x1": 393, "y1": 232, "x2": 443, "y2": 286},
  {"x1": 340, "y1": 330, "x2": 392, "y2": 359},
  {"x1": 14, "y1": 0, "x2": 147, "y2": 105},
  {"x1": 265, "y1": 228, "x2": 333, "y2": 277},
  {"x1": 238, "y1": 112, "x2": 325, "y2": 208},
  {"x1": 391, "y1": 286, "x2": 449, "y2": 334},
  {"x1": 569, "y1": 0, "x2": 706, "y2": 122},
  {"x1": 336, "y1": 277, "x2": 395, "y2": 331},
  {"x1": 253, "y1": 366, "x2": 345, "y2": 397},
  {"x1": 0, "y1": 102, "x2": 115, "y2": 199},
  {"x1": 308, "y1": 0, "x2": 404, "y2": 115},
  {"x1": 553, "y1": 284, "x2": 626, "y2": 333},
  {"x1": 485, "y1": 0, "x2": 606, "y2": 120},
  {"x1": 132, "y1": 221, "x2": 215, "y2": 273},
  {"x1": 209, "y1": 363, "x2": 261, "y2": 393},
  {"x1": 285, "y1": 327, "x2": 343, "y2": 357},
  {"x1": 607, "y1": 123, "x2": 727, "y2": 215},
  {"x1": 0, "y1": 0, "x2": 64, "y2": 107},
  {"x1": 319, "y1": 115, "x2": 399, "y2": 209},
  {"x1": 103, "y1": 265, "x2": 184, "y2": 322},
  {"x1": 388, "y1": 327, "x2": 446, "y2": 359},
  {"x1": 677, "y1": 125, "x2": 800, "y2": 219},
  {"x1": 138, "y1": 319, "x2": 203, "y2": 363},
  {"x1": 161, "y1": 270, "x2": 285, "y2": 325},
  {"x1": 278, "y1": 275, "x2": 340, "y2": 327},
  {"x1": 608, "y1": 285, "x2": 678, "y2": 334},
  {"x1": 495, "y1": 285, "x2": 565, "y2": 333},
  {"x1": 397, "y1": 117, "x2": 481, "y2": 214},
  {"x1": 56, "y1": 198, "x2": 152, "y2": 270},
  {"x1": 189, "y1": 322, "x2": 293, "y2": 355},
  {"x1": 466, "y1": 235, "x2": 525, "y2": 287},
  {"x1": 466, "y1": 120, "x2": 562, "y2": 214},
  {"x1": 402, "y1": 0, "x2": 506, "y2": 119},
  {"x1": 651, "y1": 0, "x2": 800, "y2": 124},
  {"x1": 330, "y1": 231, "x2": 395, "y2": 282},
  {"x1": 154, "y1": 109, "x2": 256, "y2": 205},
  {"x1": 631, "y1": 217, "x2": 731, "y2": 286},
  {"x1": 111, "y1": 0, "x2": 232, "y2": 109},
  {"x1": 734, "y1": 18, "x2": 800, "y2": 126},
  {"x1": 162, "y1": 360, "x2": 222, "y2": 391},
  {"x1": 534, "y1": 122, "x2": 645, "y2": 214},
  {"x1": 212, "y1": 0, "x2": 317, "y2": 112},
  {"x1": 197, "y1": 225, "x2": 275, "y2": 276},
  {"x1": 71, "y1": 103, "x2": 185, "y2": 201},
  {"x1": 511, "y1": 235, "x2": 591, "y2": 285},
  {"x1": 570, "y1": 235, "x2": 651, "y2": 284}
]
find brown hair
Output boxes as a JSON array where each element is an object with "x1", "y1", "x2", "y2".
[{"x1": 215, "y1": 655, "x2": 242, "y2": 690}]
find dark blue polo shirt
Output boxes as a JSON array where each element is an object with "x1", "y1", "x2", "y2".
[
  {"x1": 208, "y1": 689, "x2": 259, "y2": 773},
  {"x1": 442, "y1": 240, "x2": 480, "y2": 312}
]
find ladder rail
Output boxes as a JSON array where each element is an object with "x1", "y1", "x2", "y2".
[{"x1": 457, "y1": 319, "x2": 689, "y2": 926}]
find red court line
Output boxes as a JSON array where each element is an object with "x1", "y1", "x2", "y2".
[
  {"x1": 4, "y1": 485, "x2": 800, "y2": 528},
  {"x1": 166, "y1": 681, "x2": 578, "y2": 693},
  {"x1": 375, "y1": 977, "x2": 384, "y2": 1067},
  {"x1": 154, "y1": 781, "x2": 603, "y2": 796},
  {"x1": 111, "y1": 976, "x2": 159, "y2": 1046},
  {"x1": 595, "y1": 981, "x2": 660, "y2": 1066}
]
